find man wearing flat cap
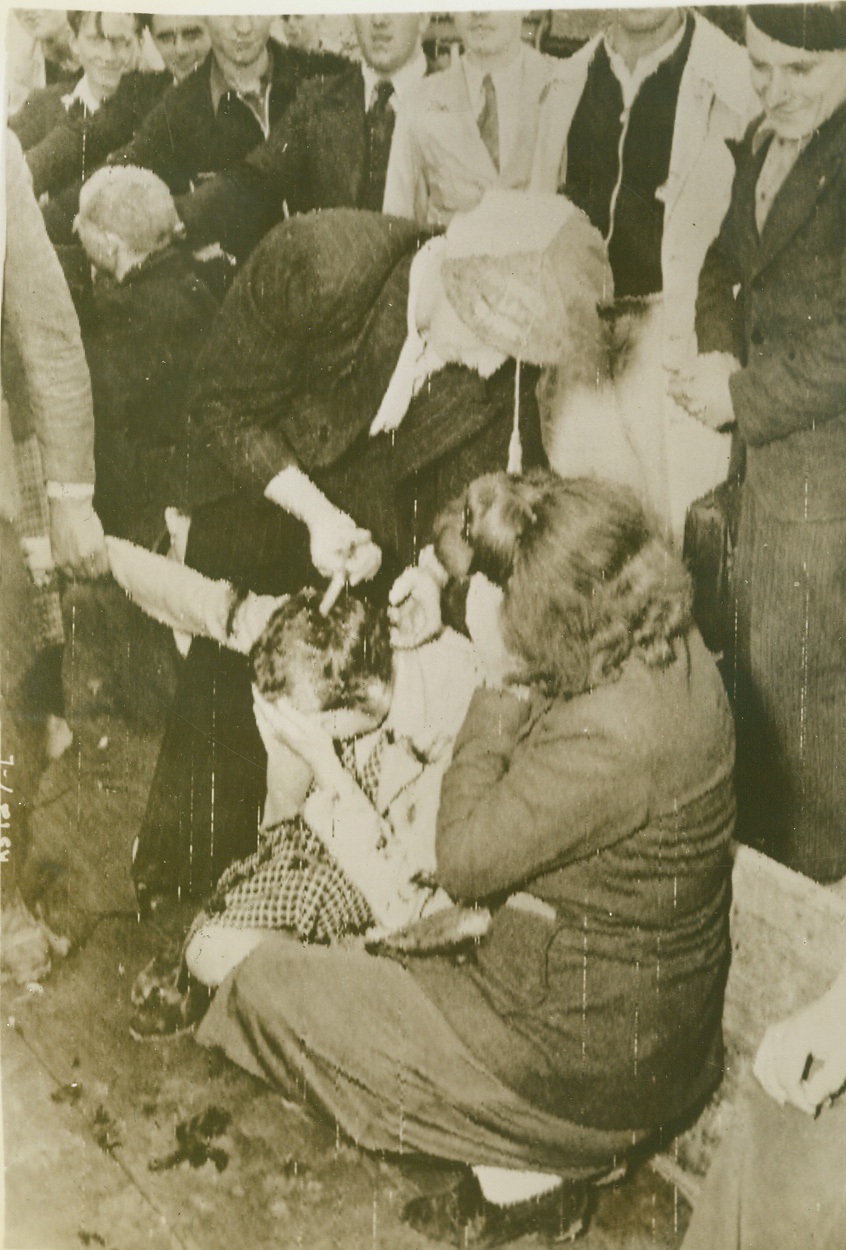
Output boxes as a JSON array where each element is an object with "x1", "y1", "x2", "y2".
[
  {"x1": 672, "y1": 3, "x2": 846, "y2": 886},
  {"x1": 133, "y1": 197, "x2": 607, "y2": 904}
]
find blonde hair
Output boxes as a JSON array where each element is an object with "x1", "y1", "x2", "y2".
[{"x1": 78, "y1": 165, "x2": 179, "y2": 259}]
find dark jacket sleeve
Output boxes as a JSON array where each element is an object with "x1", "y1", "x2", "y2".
[
  {"x1": 185, "y1": 211, "x2": 426, "y2": 490},
  {"x1": 695, "y1": 226, "x2": 744, "y2": 359},
  {"x1": 176, "y1": 81, "x2": 313, "y2": 257},
  {"x1": 730, "y1": 239, "x2": 846, "y2": 447},
  {"x1": 9, "y1": 85, "x2": 65, "y2": 152},
  {"x1": 26, "y1": 71, "x2": 170, "y2": 197},
  {"x1": 435, "y1": 686, "x2": 651, "y2": 901}
]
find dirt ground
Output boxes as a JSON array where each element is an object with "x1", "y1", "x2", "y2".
[{"x1": 1, "y1": 523, "x2": 692, "y2": 1250}]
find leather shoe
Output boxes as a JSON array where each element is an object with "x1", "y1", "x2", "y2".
[{"x1": 402, "y1": 1167, "x2": 588, "y2": 1246}]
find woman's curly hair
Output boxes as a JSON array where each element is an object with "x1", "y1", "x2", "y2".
[
  {"x1": 250, "y1": 588, "x2": 392, "y2": 714},
  {"x1": 436, "y1": 470, "x2": 692, "y2": 698}
]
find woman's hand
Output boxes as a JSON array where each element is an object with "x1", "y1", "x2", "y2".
[
  {"x1": 252, "y1": 688, "x2": 346, "y2": 795},
  {"x1": 753, "y1": 985, "x2": 846, "y2": 1116},
  {"x1": 263, "y1": 465, "x2": 381, "y2": 591},
  {"x1": 389, "y1": 561, "x2": 443, "y2": 649},
  {"x1": 466, "y1": 573, "x2": 518, "y2": 688},
  {"x1": 667, "y1": 351, "x2": 739, "y2": 431},
  {"x1": 309, "y1": 509, "x2": 380, "y2": 584}
]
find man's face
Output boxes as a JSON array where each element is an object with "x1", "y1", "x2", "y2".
[
  {"x1": 353, "y1": 14, "x2": 427, "y2": 75},
  {"x1": 616, "y1": 7, "x2": 681, "y2": 36},
  {"x1": 205, "y1": 16, "x2": 272, "y2": 69},
  {"x1": 72, "y1": 12, "x2": 139, "y2": 102},
  {"x1": 453, "y1": 11, "x2": 525, "y2": 62},
  {"x1": 150, "y1": 15, "x2": 210, "y2": 82},
  {"x1": 746, "y1": 18, "x2": 846, "y2": 139},
  {"x1": 279, "y1": 15, "x2": 321, "y2": 53}
]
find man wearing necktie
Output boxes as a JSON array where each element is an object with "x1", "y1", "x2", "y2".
[
  {"x1": 176, "y1": 15, "x2": 429, "y2": 261},
  {"x1": 364, "y1": 77, "x2": 396, "y2": 210},
  {"x1": 384, "y1": 11, "x2": 561, "y2": 228}
]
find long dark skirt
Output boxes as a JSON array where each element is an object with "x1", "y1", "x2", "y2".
[
  {"x1": 730, "y1": 486, "x2": 846, "y2": 882},
  {"x1": 196, "y1": 935, "x2": 645, "y2": 1176},
  {"x1": 131, "y1": 495, "x2": 395, "y2": 902}
]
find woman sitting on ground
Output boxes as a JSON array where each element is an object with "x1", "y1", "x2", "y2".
[
  {"x1": 194, "y1": 469, "x2": 736, "y2": 1245},
  {"x1": 107, "y1": 543, "x2": 484, "y2": 1037}
]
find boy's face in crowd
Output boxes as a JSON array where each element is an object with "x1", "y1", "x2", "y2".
[
  {"x1": 453, "y1": 11, "x2": 526, "y2": 62},
  {"x1": 353, "y1": 14, "x2": 427, "y2": 75},
  {"x1": 72, "y1": 11, "x2": 139, "y2": 101},
  {"x1": 205, "y1": 16, "x2": 272, "y2": 70},
  {"x1": 150, "y1": 15, "x2": 210, "y2": 82},
  {"x1": 746, "y1": 18, "x2": 846, "y2": 140}
]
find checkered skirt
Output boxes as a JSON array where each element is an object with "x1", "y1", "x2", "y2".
[
  {"x1": 204, "y1": 732, "x2": 391, "y2": 944},
  {"x1": 206, "y1": 814, "x2": 374, "y2": 944}
]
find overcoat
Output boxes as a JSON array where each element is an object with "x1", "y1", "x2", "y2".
[{"x1": 696, "y1": 101, "x2": 846, "y2": 880}]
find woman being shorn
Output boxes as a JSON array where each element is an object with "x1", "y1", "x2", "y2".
[{"x1": 196, "y1": 470, "x2": 736, "y2": 1246}]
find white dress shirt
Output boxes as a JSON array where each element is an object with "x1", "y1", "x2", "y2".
[
  {"x1": 461, "y1": 44, "x2": 529, "y2": 173},
  {"x1": 361, "y1": 50, "x2": 428, "y2": 114}
]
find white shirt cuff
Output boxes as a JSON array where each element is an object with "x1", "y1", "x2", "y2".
[{"x1": 46, "y1": 481, "x2": 95, "y2": 501}]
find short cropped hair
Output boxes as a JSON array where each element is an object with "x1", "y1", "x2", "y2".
[
  {"x1": 436, "y1": 470, "x2": 693, "y2": 697},
  {"x1": 250, "y1": 588, "x2": 392, "y2": 714},
  {"x1": 78, "y1": 164, "x2": 179, "y2": 257},
  {"x1": 67, "y1": 12, "x2": 144, "y2": 37}
]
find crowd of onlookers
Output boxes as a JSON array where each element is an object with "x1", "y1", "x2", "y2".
[{"x1": 3, "y1": 8, "x2": 846, "y2": 1248}]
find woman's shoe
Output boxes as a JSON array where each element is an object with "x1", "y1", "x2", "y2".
[
  {"x1": 129, "y1": 981, "x2": 210, "y2": 1042},
  {"x1": 402, "y1": 1168, "x2": 589, "y2": 1247}
]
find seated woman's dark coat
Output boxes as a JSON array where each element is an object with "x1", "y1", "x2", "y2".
[{"x1": 412, "y1": 630, "x2": 735, "y2": 1132}]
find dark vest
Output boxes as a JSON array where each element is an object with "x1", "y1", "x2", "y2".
[{"x1": 564, "y1": 17, "x2": 694, "y2": 298}]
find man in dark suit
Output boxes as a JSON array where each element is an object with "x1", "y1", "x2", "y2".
[
  {"x1": 108, "y1": 16, "x2": 347, "y2": 194},
  {"x1": 133, "y1": 204, "x2": 549, "y2": 906},
  {"x1": 176, "y1": 14, "x2": 430, "y2": 261}
]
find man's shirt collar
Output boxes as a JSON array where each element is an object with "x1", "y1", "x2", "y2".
[
  {"x1": 361, "y1": 49, "x2": 427, "y2": 112},
  {"x1": 603, "y1": 14, "x2": 689, "y2": 109},
  {"x1": 62, "y1": 74, "x2": 101, "y2": 115},
  {"x1": 461, "y1": 42, "x2": 526, "y2": 115},
  {"x1": 209, "y1": 44, "x2": 274, "y2": 136}
]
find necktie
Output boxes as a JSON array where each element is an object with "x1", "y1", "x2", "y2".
[
  {"x1": 477, "y1": 74, "x2": 500, "y2": 171},
  {"x1": 364, "y1": 79, "x2": 395, "y2": 211}
]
